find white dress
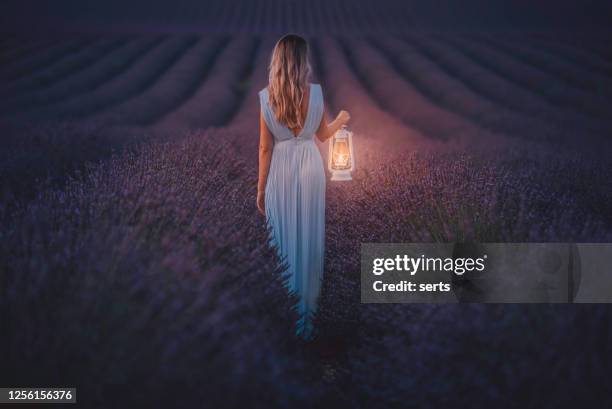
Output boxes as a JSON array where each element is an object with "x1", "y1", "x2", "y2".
[{"x1": 259, "y1": 83, "x2": 325, "y2": 340}]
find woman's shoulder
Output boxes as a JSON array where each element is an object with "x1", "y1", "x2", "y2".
[{"x1": 258, "y1": 87, "x2": 269, "y2": 108}]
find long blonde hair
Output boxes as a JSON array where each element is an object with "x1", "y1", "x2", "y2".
[{"x1": 268, "y1": 34, "x2": 312, "y2": 129}]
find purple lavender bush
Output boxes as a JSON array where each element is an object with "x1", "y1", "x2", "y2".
[
  {"x1": 317, "y1": 148, "x2": 612, "y2": 408},
  {"x1": 0, "y1": 129, "x2": 328, "y2": 408}
]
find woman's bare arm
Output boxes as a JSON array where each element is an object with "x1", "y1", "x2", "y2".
[
  {"x1": 257, "y1": 110, "x2": 274, "y2": 215},
  {"x1": 316, "y1": 110, "x2": 350, "y2": 142}
]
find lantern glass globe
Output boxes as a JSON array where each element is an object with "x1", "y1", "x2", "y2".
[{"x1": 328, "y1": 127, "x2": 355, "y2": 181}]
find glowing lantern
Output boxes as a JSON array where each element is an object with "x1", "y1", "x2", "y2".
[{"x1": 328, "y1": 126, "x2": 355, "y2": 181}]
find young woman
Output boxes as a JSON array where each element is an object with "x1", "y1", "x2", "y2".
[{"x1": 257, "y1": 34, "x2": 350, "y2": 340}]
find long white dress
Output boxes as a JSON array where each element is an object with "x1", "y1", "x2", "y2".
[{"x1": 259, "y1": 83, "x2": 325, "y2": 340}]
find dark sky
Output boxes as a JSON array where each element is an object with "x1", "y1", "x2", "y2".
[{"x1": 2, "y1": 0, "x2": 612, "y2": 33}]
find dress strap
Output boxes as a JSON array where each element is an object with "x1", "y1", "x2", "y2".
[{"x1": 308, "y1": 84, "x2": 324, "y2": 133}]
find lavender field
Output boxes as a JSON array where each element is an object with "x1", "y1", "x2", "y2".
[{"x1": 1, "y1": 1, "x2": 612, "y2": 407}]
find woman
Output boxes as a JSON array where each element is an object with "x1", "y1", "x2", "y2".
[{"x1": 257, "y1": 34, "x2": 350, "y2": 340}]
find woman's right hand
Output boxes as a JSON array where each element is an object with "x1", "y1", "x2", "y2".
[
  {"x1": 256, "y1": 190, "x2": 265, "y2": 216},
  {"x1": 336, "y1": 110, "x2": 350, "y2": 126}
]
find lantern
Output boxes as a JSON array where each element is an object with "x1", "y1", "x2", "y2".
[{"x1": 328, "y1": 126, "x2": 355, "y2": 181}]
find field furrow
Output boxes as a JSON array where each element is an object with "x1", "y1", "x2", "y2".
[
  {"x1": 535, "y1": 33, "x2": 612, "y2": 61},
  {"x1": 0, "y1": 38, "x2": 128, "y2": 98},
  {"x1": 153, "y1": 37, "x2": 260, "y2": 132},
  {"x1": 91, "y1": 37, "x2": 229, "y2": 126},
  {"x1": 0, "y1": 38, "x2": 58, "y2": 65},
  {"x1": 408, "y1": 35, "x2": 612, "y2": 137},
  {"x1": 28, "y1": 36, "x2": 197, "y2": 120},
  {"x1": 585, "y1": 44, "x2": 612, "y2": 61},
  {"x1": 475, "y1": 33, "x2": 612, "y2": 100},
  {"x1": 375, "y1": 36, "x2": 606, "y2": 145},
  {"x1": 0, "y1": 37, "x2": 44, "y2": 61},
  {"x1": 5, "y1": 37, "x2": 164, "y2": 120},
  {"x1": 0, "y1": 38, "x2": 96, "y2": 81},
  {"x1": 443, "y1": 34, "x2": 612, "y2": 120},
  {"x1": 342, "y1": 38, "x2": 504, "y2": 145},
  {"x1": 505, "y1": 35, "x2": 612, "y2": 80}
]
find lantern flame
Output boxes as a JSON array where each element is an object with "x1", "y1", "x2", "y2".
[
  {"x1": 331, "y1": 140, "x2": 351, "y2": 170},
  {"x1": 328, "y1": 127, "x2": 354, "y2": 181}
]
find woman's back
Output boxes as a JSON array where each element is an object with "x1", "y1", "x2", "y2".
[{"x1": 259, "y1": 83, "x2": 324, "y2": 143}]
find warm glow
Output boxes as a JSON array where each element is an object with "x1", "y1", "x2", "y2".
[
  {"x1": 327, "y1": 127, "x2": 354, "y2": 181},
  {"x1": 332, "y1": 139, "x2": 351, "y2": 169}
]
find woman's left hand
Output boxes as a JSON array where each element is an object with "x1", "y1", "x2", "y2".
[{"x1": 256, "y1": 190, "x2": 265, "y2": 216}]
